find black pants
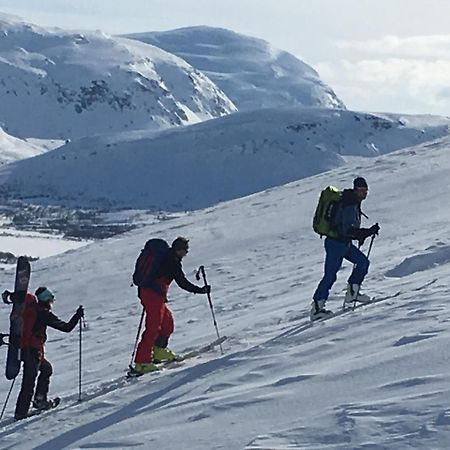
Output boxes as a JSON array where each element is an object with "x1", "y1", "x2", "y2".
[{"x1": 15, "y1": 348, "x2": 53, "y2": 419}]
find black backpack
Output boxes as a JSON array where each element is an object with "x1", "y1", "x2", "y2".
[{"x1": 132, "y1": 239, "x2": 170, "y2": 289}]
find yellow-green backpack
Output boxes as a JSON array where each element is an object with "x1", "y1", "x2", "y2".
[{"x1": 312, "y1": 186, "x2": 342, "y2": 238}]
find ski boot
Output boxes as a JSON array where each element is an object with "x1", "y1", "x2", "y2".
[
  {"x1": 153, "y1": 346, "x2": 183, "y2": 363},
  {"x1": 310, "y1": 299, "x2": 333, "y2": 321},
  {"x1": 344, "y1": 283, "x2": 371, "y2": 307},
  {"x1": 129, "y1": 362, "x2": 160, "y2": 377},
  {"x1": 33, "y1": 395, "x2": 58, "y2": 410}
]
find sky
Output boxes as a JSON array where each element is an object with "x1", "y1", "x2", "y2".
[{"x1": 1, "y1": 0, "x2": 450, "y2": 116}]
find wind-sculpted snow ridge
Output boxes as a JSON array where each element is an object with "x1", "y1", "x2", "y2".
[
  {"x1": 0, "y1": 107, "x2": 448, "y2": 211},
  {"x1": 125, "y1": 26, "x2": 345, "y2": 111},
  {"x1": 385, "y1": 243, "x2": 450, "y2": 278},
  {"x1": 0, "y1": 15, "x2": 236, "y2": 140}
]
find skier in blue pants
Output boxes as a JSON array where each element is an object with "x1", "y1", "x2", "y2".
[{"x1": 311, "y1": 177, "x2": 380, "y2": 320}]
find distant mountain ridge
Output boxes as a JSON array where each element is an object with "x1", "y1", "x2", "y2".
[
  {"x1": 124, "y1": 26, "x2": 345, "y2": 111},
  {"x1": 0, "y1": 107, "x2": 448, "y2": 211},
  {"x1": 0, "y1": 14, "x2": 236, "y2": 140}
]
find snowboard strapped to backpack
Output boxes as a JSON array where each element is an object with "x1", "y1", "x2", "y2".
[
  {"x1": 312, "y1": 186, "x2": 342, "y2": 238},
  {"x1": 2, "y1": 256, "x2": 31, "y2": 380},
  {"x1": 132, "y1": 239, "x2": 170, "y2": 291}
]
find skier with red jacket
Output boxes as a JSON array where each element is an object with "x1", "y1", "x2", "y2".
[
  {"x1": 131, "y1": 237, "x2": 210, "y2": 376},
  {"x1": 14, "y1": 287, "x2": 83, "y2": 420}
]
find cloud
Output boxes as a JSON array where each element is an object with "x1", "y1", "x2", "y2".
[
  {"x1": 336, "y1": 35, "x2": 450, "y2": 60},
  {"x1": 315, "y1": 35, "x2": 450, "y2": 116}
]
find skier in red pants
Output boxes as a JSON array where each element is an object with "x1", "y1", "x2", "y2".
[{"x1": 133, "y1": 237, "x2": 210, "y2": 375}]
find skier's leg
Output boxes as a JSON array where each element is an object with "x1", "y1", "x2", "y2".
[
  {"x1": 313, "y1": 238, "x2": 347, "y2": 302},
  {"x1": 343, "y1": 244, "x2": 370, "y2": 303},
  {"x1": 158, "y1": 304, "x2": 174, "y2": 343},
  {"x1": 153, "y1": 306, "x2": 180, "y2": 362},
  {"x1": 134, "y1": 291, "x2": 165, "y2": 364},
  {"x1": 35, "y1": 357, "x2": 53, "y2": 400},
  {"x1": 346, "y1": 244, "x2": 370, "y2": 285},
  {"x1": 14, "y1": 349, "x2": 39, "y2": 419}
]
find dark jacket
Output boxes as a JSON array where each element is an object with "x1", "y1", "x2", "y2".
[
  {"x1": 333, "y1": 189, "x2": 363, "y2": 240},
  {"x1": 21, "y1": 294, "x2": 79, "y2": 355},
  {"x1": 154, "y1": 248, "x2": 203, "y2": 297}
]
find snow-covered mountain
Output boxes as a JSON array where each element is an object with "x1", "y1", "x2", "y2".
[
  {"x1": 0, "y1": 107, "x2": 448, "y2": 210},
  {"x1": 0, "y1": 14, "x2": 236, "y2": 140},
  {"x1": 124, "y1": 26, "x2": 345, "y2": 111},
  {"x1": 1, "y1": 135, "x2": 450, "y2": 449},
  {"x1": 0, "y1": 126, "x2": 48, "y2": 163}
]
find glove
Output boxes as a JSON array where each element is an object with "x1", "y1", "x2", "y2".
[
  {"x1": 354, "y1": 228, "x2": 371, "y2": 245},
  {"x1": 75, "y1": 305, "x2": 84, "y2": 319},
  {"x1": 369, "y1": 223, "x2": 380, "y2": 236},
  {"x1": 198, "y1": 285, "x2": 211, "y2": 295}
]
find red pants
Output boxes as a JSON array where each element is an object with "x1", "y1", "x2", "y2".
[{"x1": 134, "y1": 289, "x2": 174, "y2": 364}]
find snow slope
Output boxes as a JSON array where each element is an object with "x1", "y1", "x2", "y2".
[
  {"x1": 125, "y1": 26, "x2": 345, "y2": 111},
  {"x1": 0, "y1": 135, "x2": 450, "y2": 449},
  {"x1": 0, "y1": 14, "x2": 236, "y2": 140},
  {"x1": 0, "y1": 126, "x2": 47, "y2": 164},
  {"x1": 0, "y1": 107, "x2": 448, "y2": 211}
]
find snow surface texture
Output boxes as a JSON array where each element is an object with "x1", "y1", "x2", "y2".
[
  {"x1": 1, "y1": 135, "x2": 450, "y2": 449},
  {"x1": 0, "y1": 108, "x2": 448, "y2": 210},
  {"x1": 0, "y1": 15, "x2": 236, "y2": 140},
  {"x1": 125, "y1": 26, "x2": 345, "y2": 111}
]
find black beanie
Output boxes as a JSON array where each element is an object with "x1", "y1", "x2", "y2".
[
  {"x1": 172, "y1": 236, "x2": 189, "y2": 251},
  {"x1": 353, "y1": 177, "x2": 368, "y2": 189}
]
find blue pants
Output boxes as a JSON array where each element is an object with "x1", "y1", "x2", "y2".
[{"x1": 313, "y1": 238, "x2": 370, "y2": 301}]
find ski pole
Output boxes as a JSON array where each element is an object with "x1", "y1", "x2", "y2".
[
  {"x1": 196, "y1": 265, "x2": 224, "y2": 355},
  {"x1": 129, "y1": 307, "x2": 145, "y2": 368},
  {"x1": 0, "y1": 378, "x2": 16, "y2": 421},
  {"x1": 366, "y1": 233, "x2": 376, "y2": 259},
  {"x1": 78, "y1": 315, "x2": 84, "y2": 402},
  {"x1": 352, "y1": 234, "x2": 376, "y2": 311}
]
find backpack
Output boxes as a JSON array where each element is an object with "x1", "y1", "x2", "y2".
[
  {"x1": 132, "y1": 239, "x2": 170, "y2": 289},
  {"x1": 312, "y1": 186, "x2": 342, "y2": 238}
]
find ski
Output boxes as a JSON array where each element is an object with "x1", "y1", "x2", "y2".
[
  {"x1": 312, "y1": 278, "x2": 438, "y2": 326},
  {"x1": 313, "y1": 290, "x2": 402, "y2": 323},
  {"x1": 126, "y1": 336, "x2": 227, "y2": 378},
  {"x1": 161, "y1": 335, "x2": 227, "y2": 367},
  {"x1": 279, "y1": 290, "x2": 405, "y2": 341},
  {"x1": 0, "y1": 398, "x2": 61, "y2": 426},
  {"x1": 2, "y1": 257, "x2": 31, "y2": 380}
]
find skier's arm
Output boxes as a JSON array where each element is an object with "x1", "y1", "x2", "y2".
[
  {"x1": 44, "y1": 311, "x2": 79, "y2": 332},
  {"x1": 173, "y1": 263, "x2": 205, "y2": 294}
]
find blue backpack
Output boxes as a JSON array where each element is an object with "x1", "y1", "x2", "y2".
[{"x1": 132, "y1": 239, "x2": 170, "y2": 289}]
